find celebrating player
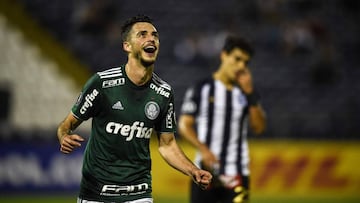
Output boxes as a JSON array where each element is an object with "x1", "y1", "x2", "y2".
[{"x1": 57, "y1": 15, "x2": 212, "y2": 203}]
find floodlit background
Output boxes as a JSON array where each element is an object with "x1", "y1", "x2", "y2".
[{"x1": 0, "y1": 0, "x2": 359, "y2": 202}]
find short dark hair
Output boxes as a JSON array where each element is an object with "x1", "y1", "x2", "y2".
[
  {"x1": 121, "y1": 14, "x2": 154, "y2": 42},
  {"x1": 222, "y1": 35, "x2": 254, "y2": 56}
]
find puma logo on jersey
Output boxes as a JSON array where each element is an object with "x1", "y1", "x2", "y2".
[
  {"x1": 112, "y1": 101, "x2": 124, "y2": 110},
  {"x1": 105, "y1": 121, "x2": 152, "y2": 141}
]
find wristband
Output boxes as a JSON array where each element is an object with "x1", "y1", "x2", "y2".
[{"x1": 245, "y1": 90, "x2": 260, "y2": 106}]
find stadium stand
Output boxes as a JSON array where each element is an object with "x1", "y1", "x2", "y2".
[
  {"x1": 1, "y1": 0, "x2": 359, "y2": 140},
  {"x1": 0, "y1": 13, "x2": 90, "y2": 140}
]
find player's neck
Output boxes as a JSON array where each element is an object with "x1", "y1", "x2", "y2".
[
  {"x1": 213, "y1": 71, "x2": 233, "y2": 90},
  {"x1": 125, "y1": 61, "x2": 153, "y2": 86}
]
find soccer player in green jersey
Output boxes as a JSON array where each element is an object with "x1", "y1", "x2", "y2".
[{"x1": 57, "y1": 15, "x2": 212, "y2": 203}]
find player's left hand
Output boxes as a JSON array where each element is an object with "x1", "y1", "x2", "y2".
[
  {"x1": 236, "y1": 67, "x2": 254, "y2": 94},
  {"x1": 191, "y1": 168, "x2": 213, "y2": 190}
]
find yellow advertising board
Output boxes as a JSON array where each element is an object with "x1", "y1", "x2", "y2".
[
  {"x1": 249, "y1": 140, "x2": 360, "y2": 198},
  {"x1": 150, "y1": 140, "x2": 360, "y2": 199}
]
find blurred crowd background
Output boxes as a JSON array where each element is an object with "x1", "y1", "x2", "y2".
[{"x1": 1, "y1": 0, "x2": 359, "y2": 141}]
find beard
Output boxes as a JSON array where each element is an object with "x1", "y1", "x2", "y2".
[
  {"x1": 141, "y1": 58, "x2": 155, "y2": 67},
  {"x1": 134, "y1": 51, "x2": 156, "y2": 67},
  {"x1": 131, "y1": 47, "x2": 158, "y2": 68}
]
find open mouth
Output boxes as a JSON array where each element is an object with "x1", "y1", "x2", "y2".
[{"x1": 144, "y1": 46, "x2": 157, "y2": 53}]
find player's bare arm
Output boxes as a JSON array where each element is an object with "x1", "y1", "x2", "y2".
[
  {"x1": 178, "y1": 115, "x2": 218, "y2": 170},
  {"x1": 57, "y1": 112, "x2": 84, "y2": 154},
  {"x1": 248, "y1": 104, "x2": 266, "y2": 134},
  {"x1": 158, "y1": 132, "x2": 212, "y2": 190},
  {"x1": 237, "y1": 67, "x2": 267, "y2": 134}
]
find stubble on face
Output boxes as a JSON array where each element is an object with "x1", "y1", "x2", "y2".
[{"x1": 129, "y1": 22, "x2": 159, "y2": 68}]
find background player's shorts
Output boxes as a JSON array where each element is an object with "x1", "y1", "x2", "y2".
[{"x1": 190, "y1": 176, "x2": 249, "y2": 203}]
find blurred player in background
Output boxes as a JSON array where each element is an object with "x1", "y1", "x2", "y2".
[
  {"x1": 178, "y1": 35, "x2": 266, "y2": 203},
  {"x1": 57, "y1": 14, "x2": 212, "y2": 203}
]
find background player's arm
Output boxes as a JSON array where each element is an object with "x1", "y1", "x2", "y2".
[
  {"x1": 237, "y1": 67, "x2": 266, "y2": 135},
  {"x1": 178, "y1": 115, "x2": 218, "y2": 170},
  {"x1": 248, "y1": 104, "x2": 266, "y2": 135},
  {"x1": 158, "y1": 132, "x2": 212, "y2": 189},
  {"x1": 57, "y1": 112, "x2": 84, "y2": 154}
]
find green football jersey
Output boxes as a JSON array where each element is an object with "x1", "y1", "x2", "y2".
[{"x1": 71, "y1": 66, "x2": 177, "y2": 202}]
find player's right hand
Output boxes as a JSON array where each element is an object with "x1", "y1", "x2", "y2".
[
  {"x1": 199, "y1": 144, "x2": 218, "y2": 171},
  {"x1": 60, "y1": 134, "x2": 84, "y2": 154},
  {"x1": 192, "y1": 168, "x2": 213, "y2": 190}
]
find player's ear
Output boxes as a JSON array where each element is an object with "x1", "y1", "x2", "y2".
[{"x1": 123, "y1": 42, "x2": 131, "y2": 52}]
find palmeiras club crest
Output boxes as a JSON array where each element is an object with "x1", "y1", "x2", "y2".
[{"x1": 144, "y1": 101, "x2": 160, "y2": 120}]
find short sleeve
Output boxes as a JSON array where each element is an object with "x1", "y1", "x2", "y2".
[
  {"x1": 71, "y1": 74, "x2": 102, "y2": 121},
  {"x1": 155, "y1": 93, "x2": 177, "y2": 133},
  {"x1": 180, "y1": 85, "x2": 200, "y2": 116}
]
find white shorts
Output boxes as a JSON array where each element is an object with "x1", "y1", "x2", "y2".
[{"x1": 77, "y1": 197, "x2": 153, "y2": 203}]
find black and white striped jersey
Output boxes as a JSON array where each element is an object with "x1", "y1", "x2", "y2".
[{"x1": 181, "y1": 78, "x2": 250, "y2": 177}]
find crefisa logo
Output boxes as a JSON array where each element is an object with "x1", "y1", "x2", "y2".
[
  {"x1": 80, "y1": 89, "x2": 99, "y2": 114},
  {"x1": 150, "y1": 83, "x2": 170, "y2": 98}
]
